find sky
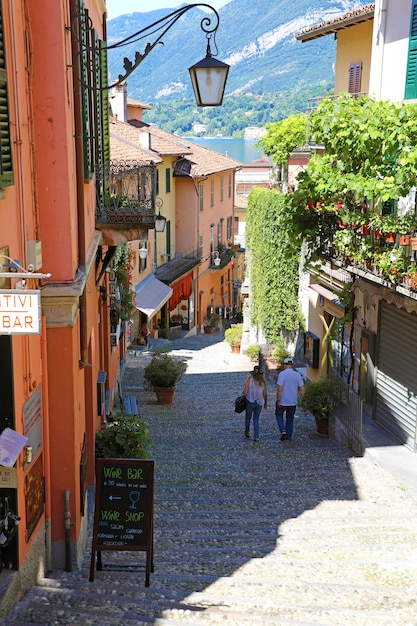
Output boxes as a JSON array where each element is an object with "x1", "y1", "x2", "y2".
[{"x1": 106, "y1": 1, "x2": 229, "y2": 20}]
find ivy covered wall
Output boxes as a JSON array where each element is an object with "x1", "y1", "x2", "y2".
[{"x1": 246, "y1": 187, "x2": 301, "y2": 342}]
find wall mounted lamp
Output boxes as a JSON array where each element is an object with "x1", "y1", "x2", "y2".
[
  {"x1": 69, "y1": 3, "x2": 229, "y2": 107},
  {"x1": 154, "y1": 211, "x2": 167, "y2": 233},
  {"x1": 139, "y1": 244, "x2": 148, "y2": 259}
]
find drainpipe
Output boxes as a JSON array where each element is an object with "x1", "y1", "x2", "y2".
[
  {"x1": 41, "y1": 316, "x2": 52, "y2": 571},
  {"x1": 70, "y1": 1, "x2": 88, "y2": 368},
  {"x1": 377, "y1": 0, "x2": 389, "y2": 100},
  {"x1": 64, "y1": 490, "x2": 72, "y2": 572}
]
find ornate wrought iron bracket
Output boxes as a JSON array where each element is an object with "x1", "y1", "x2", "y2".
[{"x1": 67, "y1": 3, "x2": 221, "y2": 91}]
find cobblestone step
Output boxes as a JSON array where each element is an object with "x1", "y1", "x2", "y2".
[{"x1": 2, "y1": 337, "x2": 417, "y2": 625}]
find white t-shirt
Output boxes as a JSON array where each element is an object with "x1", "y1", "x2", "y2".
[{"x1": 277, "y1": 368, "x2": 304, "y2": 405}]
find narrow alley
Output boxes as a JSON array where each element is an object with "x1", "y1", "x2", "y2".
[{"x1": 3, "y1": 333, "x2": 417, "y2": 625}]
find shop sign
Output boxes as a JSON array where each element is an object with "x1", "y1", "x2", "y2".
[{"x1": 0, "y1": 290, "x2": 41, "y2": 335}]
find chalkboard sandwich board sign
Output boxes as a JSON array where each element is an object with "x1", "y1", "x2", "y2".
[{"x1": 90, "y1": 458, "x2": 154, "y2": 585}]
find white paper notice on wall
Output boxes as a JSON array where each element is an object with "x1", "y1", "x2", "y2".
[{"x1": 0, "y1": 428, "x2": 28, "y2": 467}]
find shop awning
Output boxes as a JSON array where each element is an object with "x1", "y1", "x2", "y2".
[
  {"x1": 309, "y1": 283, "x2": 342, "y2": 305},
  {"x1": 309, "y1": 283, "x2": 344, "y2": 317},
  {"x1": 134, "y1": 275, "x2": 173, "y2": 320},
  {"x1": 168, "y1": 273, "x2": 193, "y2": 311}
]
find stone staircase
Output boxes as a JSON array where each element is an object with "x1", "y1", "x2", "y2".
[{"x1": 2, "y1": 338, "x2": 417, "y2": 625}]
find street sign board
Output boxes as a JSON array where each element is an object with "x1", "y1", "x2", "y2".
[{"x1": 0, "y1": 290, "x2": 41, "y2": 335}]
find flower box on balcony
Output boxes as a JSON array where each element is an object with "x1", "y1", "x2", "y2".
[{"x1": 400, "y1": 235, "x2": 411, "y2": 246}]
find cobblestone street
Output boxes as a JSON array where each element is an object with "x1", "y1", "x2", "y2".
[{"x1": 2, "y1": 332, "x2": 417, "y2": 625}]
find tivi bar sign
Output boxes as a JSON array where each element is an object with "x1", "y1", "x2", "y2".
[{"x1": 0, "y1": 290, "x2": 41, "y2": 335}]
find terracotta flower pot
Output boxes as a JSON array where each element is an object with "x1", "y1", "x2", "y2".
[
  {"x1": 231, "y1": 344, "x2": 241, "y2": 353},
  {"x1": 315, "y1": 417, "x2": 329, "y2": 437},
  {"x1": 154, "y1": 386, "x2": 176, "y2": 405},
  {"x1": 400, "y1": 235, "x2": 411, "y2": 246},
  {"x1": 411, "y1": 238, "x2": 417, "y2": 251},
  {"x1": 385, "y1": 233, "x2": 396, "y2": 243}
]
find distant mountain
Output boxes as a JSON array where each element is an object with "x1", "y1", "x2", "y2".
[{"x1": 106, "y1": 0, "x2": 366, "y2": 104}]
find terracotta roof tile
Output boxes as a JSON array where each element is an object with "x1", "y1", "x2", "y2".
[
  {"x1": 127, "y1": 97, "x2": 152, "y2": 110},
  {"x1": 127, "y1": 119, "x2": 193, "y2": 157},
  {"x1": 110, "y1": 131, "x2": 162, "y2": 164},
  {"x1": 110, "y1": 117, "x2": 240, "y2": 176},
  {"x1": 173, "y1": 142, "x2": 242, "y2": 178},
  {"x1": 235, "y1": 194, "x2": 248, "y2": 209},
  {"x1": 296, "y1": 3, "x2": 374, "y2": 42}
]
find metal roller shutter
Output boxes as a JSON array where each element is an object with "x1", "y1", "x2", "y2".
[{"x1": 376, "y1": 301, "x2": 417, "y2": 451}]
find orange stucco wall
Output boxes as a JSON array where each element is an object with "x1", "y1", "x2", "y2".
[{"x1": 47, "y1": 321, "x2": 85, "y2": 542}]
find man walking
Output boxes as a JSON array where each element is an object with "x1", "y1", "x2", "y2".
[{"x1": 275, "y1": 357, "x2": 305, "y2": 441}]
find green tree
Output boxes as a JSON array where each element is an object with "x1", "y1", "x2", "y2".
[{"x1": 258, "y1": 113, "x2": 308, "y2": 165}]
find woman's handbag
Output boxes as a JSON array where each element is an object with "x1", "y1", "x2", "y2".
[{"x1": 234, "y1": 395, "x2": 246, "y2": 413}]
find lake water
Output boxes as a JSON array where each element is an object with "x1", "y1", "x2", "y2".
[{"x1": 184, "y1": 137, "x2": 266, "y2": 163}]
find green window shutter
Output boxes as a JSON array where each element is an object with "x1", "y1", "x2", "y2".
[
  {"x1": 0, "y1": 4, "x2": 13, "y2": 188},
  {"x1": 99, "y1": 40, "x2": 110, "y2": 167},
  {"x1": 405, "y1": 0, "x2": 417, "y2": 99},
  {"x1": 166, "y1": 220, "x2": 171, "y2": 256},
  {"x1": 165, "y1": 168, "x2": 171, "y2": 193},
  {"x1": 79, "y1": 3, "x2": 93, "y2": 178}
]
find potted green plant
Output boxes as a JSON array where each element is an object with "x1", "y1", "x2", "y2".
[
  {"x1": 245, "y1": 344, "x2": 260, "y2": 361},
  {"x1": 270, "y1": 338, "x2": 290, "y2": 366},
  {"x1": 301, "y1": 376, "x2": 336, "y2": 437},
  {"x1": 143, "y1": 350, "x2": 187, "y2": 404},
  {"x1": 96, "y1": 413, "x2": 151, "y2": 459},
  {"x1": 224, "y1": 323, "x2": 243, "y2": 353},
  {"x1": 204, "y1": 311, "x2": 221, "y2": 333}
]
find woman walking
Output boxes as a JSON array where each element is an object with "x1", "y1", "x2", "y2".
[{"x1": 243, "y1": 365, "x2": 267, "y2": 442}]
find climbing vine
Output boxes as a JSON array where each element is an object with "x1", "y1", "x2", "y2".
[
  {"x1": 246, "y1": 187, "x2": 301, "y2": 342},
  {"x1": 258, "y1": 113, "x2": 307, "y2": 165},
  {"x1": 114, "y1": 244, "x2": 135, "y2": 321}
]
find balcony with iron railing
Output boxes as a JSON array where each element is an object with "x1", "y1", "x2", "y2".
[
  {"x1": 155, "y1": 248, "x2": 202, "y2": 284},
  {"x1": 316, "y1": 212, "x2": 417, "y2": 298},
  {"x1": 210, "y1": 244, "x2": 233, "y2": 269},
  {"x1": 95, "y1": 160, "x2": 157, "y2": 231},
  {"x1": 307, "y1": 92, "x2": 369, "y2": 113}
]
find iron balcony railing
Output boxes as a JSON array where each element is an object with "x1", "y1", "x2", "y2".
[
  {"x1": 210, "y1": 246, "x2": 233, "y2": 269},
  {"x1": 155, "y1": 249, "x2": 202, "y2": 284},
  {"x1": 307, "y1": 92, "x2": 369, "y2": 113},
  {"x1": 95, "y1": 159, "x2": 157, "y2": 227}
]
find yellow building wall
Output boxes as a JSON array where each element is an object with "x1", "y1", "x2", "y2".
[{"x1": 334, "y1": 20, "x2": 373, "y2": 95}]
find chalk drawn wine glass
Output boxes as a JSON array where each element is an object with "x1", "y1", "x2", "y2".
[{"x1": 129, "y1": 490, "x2": 140, "y2": 509}]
